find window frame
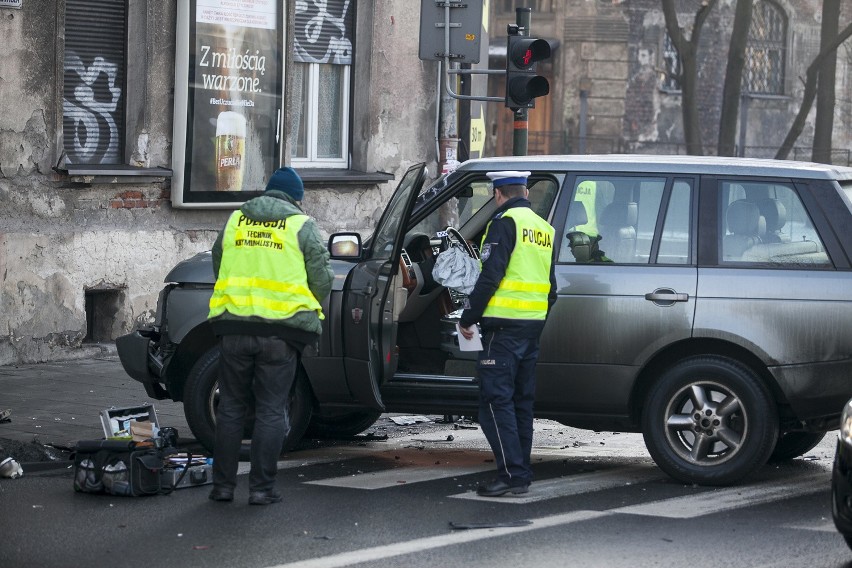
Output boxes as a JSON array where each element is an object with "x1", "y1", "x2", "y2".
[
  {"x1": 744, "y1": 0, "x2": 787, "y2": 96},
  {"x1": 290, "y1": 61, "x2": 351, "y2": 168}
]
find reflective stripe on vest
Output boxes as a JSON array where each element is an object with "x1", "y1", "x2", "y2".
[
  {"x1": 482, "y1": 207, "x2": 554, "y2": 320},
  {"x1": 208, "y1": 211, "x2": 324, "y2": 321}
]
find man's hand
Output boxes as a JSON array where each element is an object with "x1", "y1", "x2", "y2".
[{"x1": 460, "y1": 325, "x2": 477, "y2": 340}]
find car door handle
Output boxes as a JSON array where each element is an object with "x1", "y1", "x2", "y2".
[{"x1": 644, "y1": 289, "x2": 689, "y2": 302}]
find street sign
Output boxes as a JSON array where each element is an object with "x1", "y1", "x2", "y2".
[
  {"x1": 0, "y1": 0, "x2": 23, "y2": 8},
  {"x1": 418, "y1": 0, "x2": 483, "y2": 63}
]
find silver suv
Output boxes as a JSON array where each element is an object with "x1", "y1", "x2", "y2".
[{"x1": 117, "y1": 155, "x2": 852, "y2": 486}]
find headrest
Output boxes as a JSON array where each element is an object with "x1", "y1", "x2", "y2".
[
  {"x1": 727, "y1": 200, "x2": 765, "y2": 236},
  {"x1": 601, "y1": 202, "x2": 638, "y2": 227},
  {"x1": 567, "y1": 202, "x2": 588, "y2": 228},
  {"x1": 757, "y1": 198, "x2": 787, "y2": 232}
]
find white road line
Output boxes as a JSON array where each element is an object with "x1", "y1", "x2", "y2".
[
  {"x1": 613, "y1": 472, "x2": 829, "y2": 518},
  {"x1": 305, "y1": 463, "x2": 495, "y2": 489},
  {"x1": 265, "y1": 510, "x2": 610, "y2": 568},
  {"x1": 266, "y1": 471, "x2": 830, "y2": 568},
  {"x1": 450, "y1": 464, "x2": 663, "y2": 503}
]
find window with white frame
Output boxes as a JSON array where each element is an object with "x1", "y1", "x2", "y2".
[{"x1": 291, "y1": 0, "x2": 353, "y2": 168}]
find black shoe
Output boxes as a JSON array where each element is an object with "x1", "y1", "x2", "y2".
[
  {"x1": 476, "y1": 479, "x2": 530, "y2": 497},
  {"x1": 249, "y1": 489, "x2": 283, "y2": 506},
  {"x1": 208, "y1": 487, "x2": 234, "y2": 502}
]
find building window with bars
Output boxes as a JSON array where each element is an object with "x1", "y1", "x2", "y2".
[
  {"x1": 744, "y1": 0, "x2": 787, "y2": 95},
  {"x1": 660, "y1": 33, "x2": 682, "y2": 91},
  {"x1": 291, "y1": 0, "x2": 352, "y2": 168},
  {"x1": 62, "y1": 0, "x2": 127, "y2": 165}
]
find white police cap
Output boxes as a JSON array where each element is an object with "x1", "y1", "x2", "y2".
[{"x1": 487, "y1": 170, "x2": 531, "y2": 188}]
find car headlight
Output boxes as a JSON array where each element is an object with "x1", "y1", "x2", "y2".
[{"x1": 840, "y1": 399, "x2": 852, "y2": 444}]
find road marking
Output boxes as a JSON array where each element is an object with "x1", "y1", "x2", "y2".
[
  {"x1": 305, "y1": 463, "x2": 495, "y2": 489},
  {"x1": 450, "y1": 464, "x2": 663, "y2": 503},
  {"x1": 266, "y1": 470, "x2": 831, "y2": 568},
  {"x1": 265, "y1": 510, "x2": 610, "y2": 568},
  {"x1": 613, "y1": 472, "x2": 828, "y2": 518}
]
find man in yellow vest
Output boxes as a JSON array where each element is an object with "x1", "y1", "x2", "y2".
[
  {"x1": 207, "y1": 167, "x2": 333, "y2": 505},
  {"x1": 459, "y1": 171, "x2": 556, "y2": 497}
]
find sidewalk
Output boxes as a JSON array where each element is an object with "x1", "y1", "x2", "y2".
[{"x1": 0, "y1": 349, "x2": 191, "y2": 453}]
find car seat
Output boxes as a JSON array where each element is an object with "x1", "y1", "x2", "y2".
[
  {"x1": 598, "y1": 201, "x2": 637, "y2": 262},
  {"x1": 724, "y1": 200, "x2": 766, "y2": 260},
  {"x1": 756, "y1": 198, "x2": 787, "y2": 243}
]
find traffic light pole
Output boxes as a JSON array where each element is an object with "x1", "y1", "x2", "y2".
[{"x1": 512, "y1": 7, "x2": 531, "y2": 157}]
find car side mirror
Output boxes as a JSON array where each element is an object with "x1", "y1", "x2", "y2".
[{"x1": 328, "y1": 232, "x2": 362, "y2": 260}]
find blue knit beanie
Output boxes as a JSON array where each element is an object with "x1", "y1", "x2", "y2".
[{"x1": 265, "y1": 167, "x2": 304, "y2": 201}]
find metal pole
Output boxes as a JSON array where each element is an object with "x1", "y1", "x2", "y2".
[{"x1": 512, "y1": 7, "x2": 531, "y2": 157}]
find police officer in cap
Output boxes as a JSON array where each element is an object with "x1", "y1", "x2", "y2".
[{"x1": 459, "y1": 171, "x2": 556, "y2": 497}]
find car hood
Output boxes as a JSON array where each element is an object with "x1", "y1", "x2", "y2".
[{"x1": 164, "y1": 250, "x2": 356, "y2": 291}]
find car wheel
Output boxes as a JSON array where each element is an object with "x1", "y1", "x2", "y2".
[
  {"x1": 769, "y1": 431, "x2": 826, "y2": 462},
  {"x1": 183, "y1": 346, "x2": 313, "y2": 456},
  {"x1": 306, "y1": 410, "x2": 382, "y2": 439},
  {"x1": 641, "y1": 355, "x2": 778, "y2": 486}
]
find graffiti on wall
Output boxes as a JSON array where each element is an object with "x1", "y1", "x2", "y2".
[
  {"x1": 294, "y1": 0, "x2": 352, "y2": 64},
  {"x1": 63, "y1": 52, "x2": 123, "y2": 164}
]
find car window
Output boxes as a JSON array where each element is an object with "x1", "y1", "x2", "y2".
[
  {"x1": 559, "y1": 176, "x2": 666, "y2": 264},
  {"x1": 840, "y1": 181, "x2": 852, "y2": 215},
  {"x1": 408, "y1": 176, "x2": 559, "y2": 240},
  {"x1": 719, "y1": 181, "x2": 831, "y2": 266},
  {"x1": 657, "y1": 180, "x2": 692, "y2": 265}
]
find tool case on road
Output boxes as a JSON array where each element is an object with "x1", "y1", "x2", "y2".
[{"x1": 160, "y1": 460, "x2": 212, "y2": 489}]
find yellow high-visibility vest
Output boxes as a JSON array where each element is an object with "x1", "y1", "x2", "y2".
[
  {"x1": 481, "y1": 207, "x2": 554, "y2": 320},
  {"x1": 573, "y1": 180, "x2": 599, "y2": 238},
  {"x1": 208, "y1": 211, "x2": 324, "y2": 321}
]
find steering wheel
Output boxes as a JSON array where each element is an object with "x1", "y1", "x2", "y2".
[{"x1": 442, "y1": 226, "x2": 478, "y2": 259}]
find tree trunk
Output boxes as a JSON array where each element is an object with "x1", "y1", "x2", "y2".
[
  {"x1": 812, "y1": 0, "x2": 840, "y2": 164},
  {"x1": 717, "y1": 0, "x2": 753, "y2": 157},
  {"x1": 776, "y1": 21, "x2": 852, "y2": 160},
  {"x1": 661, "y1": 0, "x2": 717, "y2": 156}
]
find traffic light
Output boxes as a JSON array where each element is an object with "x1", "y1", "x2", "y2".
[{"x1": 505, "y1": 33, "x2": 551, "y2": 109}]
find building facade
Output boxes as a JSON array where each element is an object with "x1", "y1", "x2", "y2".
[
  {"x1": 0, "y1": 0, "x2": 437, "y2": 364},
  {"x1": 1, "y1": 0, "x2": 850, "y2": 365}
]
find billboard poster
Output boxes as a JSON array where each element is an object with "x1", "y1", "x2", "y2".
[{"x1": 172, "y1": 0, "x2": 283, "y2": 208}]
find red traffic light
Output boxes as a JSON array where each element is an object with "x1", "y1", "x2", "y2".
[{"x1": 508, "y1": 37, "x2": 551, "y2": 70}]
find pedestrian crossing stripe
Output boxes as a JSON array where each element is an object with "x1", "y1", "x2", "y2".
[
  {"x1": 612, "y1": 471, "x2": 827, "y2": 518},
  {"x1": 450, "y1": 464, "x2": 662, "y2": 503},
  {"x1": 266, "y1": 472, "x2": 830, "y2": 568}
]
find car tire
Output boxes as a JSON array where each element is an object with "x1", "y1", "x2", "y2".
[
  {"x1": 306, "y1": 410, "x2": 382, "y2": 439},
  {"x1": 769, "y1": 431, "x2": 826, "y2": 462},
  {"x1": 183, "y1": 346, "x2": 313, "y2": 457},
  {"x1": 641, "y1": 355, "x2": 778, "y2": 486}
]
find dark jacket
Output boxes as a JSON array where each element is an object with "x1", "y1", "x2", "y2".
[
  {"x1": 459, "y1": 197, "x2": 557, "y2": 337},
  {"x1": 209, "y1": 190, "x2": 334, "y2": 351}
]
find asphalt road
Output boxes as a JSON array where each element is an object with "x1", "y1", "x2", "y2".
[{"x1": 1, "y1": 418, "x2": 850, "y2": 568}]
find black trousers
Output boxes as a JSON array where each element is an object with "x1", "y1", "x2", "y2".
[
  {"x1": 477, "y1": 329, "x2": 540, "y2": 487},
  {"x1": 212, "y1": 334, "x2": 297, "y2": 493}
]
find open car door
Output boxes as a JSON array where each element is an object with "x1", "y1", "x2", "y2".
[{"x1": 341, "y1": 163, "x2": 428, "y2": 410}]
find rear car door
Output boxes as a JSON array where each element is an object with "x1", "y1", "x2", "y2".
[
  {"x1": 538, "y1": 173, "x2": 698, "y2": 424},
  {"x1": 341, "y1": 164, "x2": 427, "y2": 410}
]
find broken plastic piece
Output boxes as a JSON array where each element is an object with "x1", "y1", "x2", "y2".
[{"x1": 449, "y1": 520, "x2": 532, "y2": 530}]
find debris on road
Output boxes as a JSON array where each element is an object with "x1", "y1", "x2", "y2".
[
  {"x1": 0, "y1": 456, "x2": 24, "y2": 478},
  {"x1": 449, "y1": 520, "x2": 532, "y2": 530},
  {"x1": 389, "y1": 415, "x2": 432, "y2": 426},
  {"x1": 0, "y1": 409, "x2": 11, "y2": 423}
]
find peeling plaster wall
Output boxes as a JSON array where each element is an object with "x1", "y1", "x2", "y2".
[
  {"x1": 0, "y1": 0, "x2": 442, "y2": 365},
  {"x1": 0, "y1": 3, "x2": 226, "y2": 365}
]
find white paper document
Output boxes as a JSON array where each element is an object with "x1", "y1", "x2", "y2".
[{"x1": 456, "y1": 323, "x2": 483, "y2": 352}]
